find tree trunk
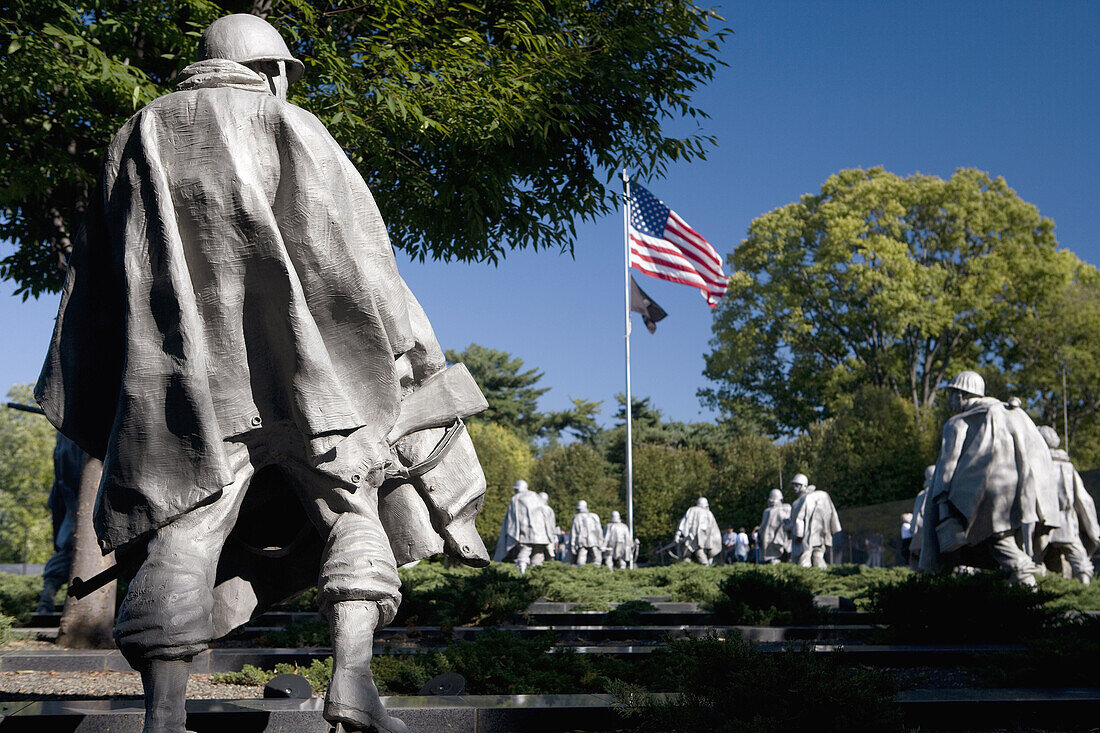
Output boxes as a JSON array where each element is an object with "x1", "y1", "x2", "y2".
[{"x1": 57, "y1": 455, "x2": 116, "y2": 649}]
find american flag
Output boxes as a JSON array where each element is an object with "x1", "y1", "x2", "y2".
[{"x1": 628, "y1": 182, "x2": 728, "y2": 307}]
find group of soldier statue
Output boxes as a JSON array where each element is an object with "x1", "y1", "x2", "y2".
[
  {"x1": 910, "y1": 371, "x2": 1099, "y2": 586},
  {"x1": 494, "y1": 482, "x2": 636, "y2": 570},
  {"x1": 752, "y1": 474, "x2": 843, "y2": 567}
]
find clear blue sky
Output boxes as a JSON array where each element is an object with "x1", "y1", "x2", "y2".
[{"x1": 2, "y1": 1, "x2": 1098, "y2": 427}]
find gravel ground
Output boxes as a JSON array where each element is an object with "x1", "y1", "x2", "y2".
[{"x1": 0, "y1": 671, "x2": 265, "y2": 701}]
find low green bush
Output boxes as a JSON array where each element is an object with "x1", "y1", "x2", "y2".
[
  {"x1": 606, "y1": 599, "x2": 658, "y2": 626},
  {"x1": 255, "y1": 620, "x2": 330, "y2": 648},
  {"x1": 612, "y1": 635, "x2": 904, "y2": 733},
  {"x1": 977, "y1": 613, "x2": 1100, "y2": 688},
  {"x1": 0, "y1": 572, "x2": 44, "y2": 624},
  {"x1": 868, "y1": 571, "x2": 1056, "y2": 642},
  {"x1": 213, "y1": 658, "x2": 332, "y2": 692},
  {"x1": 394, "y1": 563, "x2": 537, "y2": 628},
  {"x1": 0, "y1": 613, "x2": 13, "y2": 647},
  {"x1": 711, "y1": 568, "x2": 821, "y2": 626}
]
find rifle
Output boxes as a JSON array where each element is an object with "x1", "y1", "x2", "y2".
[
  {"x1": 4, "y1": 401, "x2": 46, "y2": 416},
  {"x1": 70, "y1": 363, "x2": 486, "y2": 600}
]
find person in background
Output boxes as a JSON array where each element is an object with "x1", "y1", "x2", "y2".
[
  {"x1": 722, "y1": 526, "x2": 737, "y2": 565},
  {"x1": 750, "y1": 525, "x2": 761, "y2": 563},
  {"x1": 734, "y1": 527, "x2": 750, "y2": 562},
  {"x1": 900, "y1": 513, "x2": 914, "y2": 566}
]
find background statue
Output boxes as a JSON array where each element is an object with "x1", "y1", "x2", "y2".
[
  {"x1": 919, "y1": 371, "x2": 1058, "y2": 586},
  {"x1": 35, "y1": 434, "x2": 84, "y2": 613},
  {"x1": 35, "y1": 15, "x2": 490, "y2": 733},
  {"x1": 759, "y1": 489, "x2": 791, "y2": 564},
  {"x1": 570, "y1": 500, "x2": 604, "y2": 565},
  {"x1": 1039, "y1": 426, "x2": 1099, "y2": 584},
  {"x1": 788, "y1": 475, "x2": 841, "y2": 568},
  {"x1": 675, "y1": 497, "x2": 721, "y2": 565},
  {"x1": 908, "y1": 465, "x2": 934, "y2": 571},
  {"x1": 493, "y1": 480, "x2": 547, "y2": 574},
  {"x1": 533, "y1": 491, "x2": 558, "y2": 566},
  {"x1": 602, "y1": 510, "x2": 633, "y2": 569}
]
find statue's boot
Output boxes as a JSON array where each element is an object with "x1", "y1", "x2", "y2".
[
  {"x1": 325, "y1": 601, "x2": 407, "y2": 733},
  {"x1": 139, "y1": 659, "x2": 193, "y2": 733}
]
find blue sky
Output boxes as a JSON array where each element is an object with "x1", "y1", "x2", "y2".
[{"x1": 2, "y1": 1, "x2": 1098, "y2": 426}]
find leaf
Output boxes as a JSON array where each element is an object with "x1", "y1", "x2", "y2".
[{"x1": 6, "y1": 39, "x2": 21, "y2": 54}]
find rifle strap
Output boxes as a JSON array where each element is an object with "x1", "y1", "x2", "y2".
[{"x1": 385, "y1": 419, "x2": 466, "y2": 482}]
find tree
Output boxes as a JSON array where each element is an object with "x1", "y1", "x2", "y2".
[
  {"x1": 446, "y1": 343, "x2": 600, "y2": 441},
  {"x1": 1000, "y1": 264, "x2": 1100, "y2": 468},
  {"x1": 0, "y1": 385, "x2": 55, "y2": 564},
  {"x1": 800, "y1": 386, "x2": 937, "y2": 508},
  {"x1": 465, "y1": 421, "x2": 535, "y2": 546},
  {"x1": 631, "y1": 443, "x2": 713, "y2": 551},
  {"x1": 708, "y1": 432, "x2": 782, "y2": 531},
  {"x1": 701, "y1": 167, "x2": 1075, "y2": 435},
  {"x1": 0, "y1": 0, "x2": 729, "y2": 297},
  {"x1": 530, "y1": 442, "x2": 619, "y2": 527}
]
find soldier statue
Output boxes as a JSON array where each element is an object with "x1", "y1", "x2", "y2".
[
  {"x1": 1038, "y1": 426, "x2": 1099, "y2": 584},
  {"x1": 602, "y1": 511, "x2": 634, "y2": 569},
  {"x1": 36, "y1": 15, "x2": 490, "y2": 733},
  {"x1": 570, "y1": 500, "x2": 604, "y2": 565},
  {"x1": 759, "y1": 489, "x2": 791, "y2": 564},
  {"x1": 493, "y1": 480, "x2": 549, "y2": 574},
  {"x1": 919, "y1": 371, "x2": 1058, "y2": 586},
  {"x1": 675, "y1": 497, "x2": 721, "y2": 565},
  {"x1": 788, "y1": 475, "x2": 841, "y2": 568}
]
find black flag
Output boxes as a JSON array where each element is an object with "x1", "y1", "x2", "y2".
[{"x1": 629, "y1": 275, "x2": 668, "y2": 334}]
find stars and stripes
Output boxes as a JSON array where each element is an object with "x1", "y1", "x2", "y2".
[{"x1": 628, "y1": 182, "x2": 728, "y2": 307}]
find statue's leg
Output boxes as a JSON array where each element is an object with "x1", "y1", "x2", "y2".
[
  {"x1": 576, "y1": 547, "x2": 588, "y2": 565},
  {"x1": 986, "y1": 534, "x2": 1039, "y2": 587},
  {"x1": 1063, "y1": 539, "x2": 1093, "y2": 584},
  {"x1": 529, "y1": 545, "x2": 546, "y2": 568},
  {"x1": 797, "y1": 547, "x2": 812, "y2": 567},
  {"x1": 589, "y1": 547, "x2": 602, "y2": 566},
  {"x1": 116, "y1": 452, "x2": 254, "y2": 733},
  {"x1": 285, "y1": 440, "x2": 405, "y2": 733},
  {"x1": 514, "y1": 544, "x2": 532, "y2": 575},
  {"x1": 139, "y1": 659, "x2": 191, "y2": 733},
  {"x1": 325, "y1": 600, "x2": 407, "y2": 733},
  {"x1": 812, "y1": 546, "x2": 827, "y2": 568}
]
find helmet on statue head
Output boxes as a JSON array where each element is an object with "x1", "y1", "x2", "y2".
[
  {"x1": 199, "y1": 14, "x2": 304, "y2": 83},
  {"x1": 946, "y1": 371, "x2": 985, "y2": 398},
  {"x1": 1039, "y1": 425, "x2": 1060, "y2": 449}
]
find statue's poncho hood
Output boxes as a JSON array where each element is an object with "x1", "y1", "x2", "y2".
[{"x1": 36, "y1": 60, "x2": 423, "y2": 554}]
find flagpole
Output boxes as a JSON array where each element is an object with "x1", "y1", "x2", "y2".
[{"x1": 621, "y1": 169, "x2": 635, "y2": 550}]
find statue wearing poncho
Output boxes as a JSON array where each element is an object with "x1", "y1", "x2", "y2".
[
  {"x1": 675, "y1": 497, "x2": 721, "y2": 565},
  {"x1": 34, "y1": 15, "x2": 488, "y2": 733},
  {"x1": 919, "y1": 372, "x2": 1059, "y2": 587}
]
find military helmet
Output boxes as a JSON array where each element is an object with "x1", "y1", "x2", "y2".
[
  {"x1": 768, "y1": 489, "x2": 783, "y2": 504},
  {"x1": 1039, "y1": 425, "x2": 1060, "y2": 449},
  {"x1": 791, "y1": 473, "x2": 809, "y2": 487},
  {"x1": 513, "y1": 479, "x2": 528, "y2": 493},
  {"x1": 576, "y1": 500, "x2": 588, "y2": 512},
  {"x1": 199, "y1": 14, "x2": 304, "y2": 83},
  {"x1": 946, "y1": 370, "x2": 985, "y2": 397},
  {"x1": 610, "y1": 511, "x2": 621, "y2": 522},
  {"x1": 697, "y1": 497, "x2": 709, "y2": 508}
]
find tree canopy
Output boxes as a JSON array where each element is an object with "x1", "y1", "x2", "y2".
[
  {"x1": 0, "y1": 385, "x2": 56, "y2": 563},
  {"x1": 446, "y1": 343, "x2": 600, "y2": 441},
  {"x1": 0, "y1": 0, "x2": 729, "y2": 297},
  {"x1": 700, "y1": 167, "x2": 1088, "y2": 435}
]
